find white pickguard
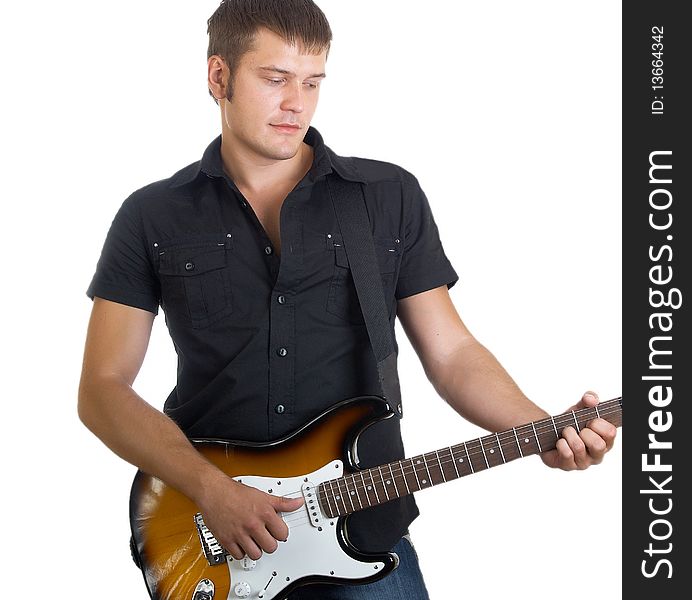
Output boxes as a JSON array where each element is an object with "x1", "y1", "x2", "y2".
[{"x1": 221, "y1": 460, "x2": 388, "y2": 599}]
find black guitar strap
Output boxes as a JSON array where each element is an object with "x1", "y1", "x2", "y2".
[{"x1": 325, "y1": 174, "x2": 403, "y2": 417}]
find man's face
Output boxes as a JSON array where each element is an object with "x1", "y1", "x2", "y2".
[{"x1": 218, "y1": 27, "x2": 327, "y2": 163}]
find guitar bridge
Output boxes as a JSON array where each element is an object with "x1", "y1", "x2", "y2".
[{"x1": 194, "y1": 513, "x2": 228, "y2": 566}]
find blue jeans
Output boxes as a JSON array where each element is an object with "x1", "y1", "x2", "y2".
[{"x1": 286, "y1": 536, "x2": 430, "y2": 599}]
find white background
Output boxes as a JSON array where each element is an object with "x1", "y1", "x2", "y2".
[{"x1": 1, "y1": 1, "x2": 621, "y2": 598}]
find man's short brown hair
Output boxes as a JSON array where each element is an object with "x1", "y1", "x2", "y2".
[{"x1": 207, "y1": 0, "x2": 333, "y2": 104}]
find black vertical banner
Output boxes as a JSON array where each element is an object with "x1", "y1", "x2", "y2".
[{"x1": 623, "y1": 2, "x2": 691, "y2": 596}]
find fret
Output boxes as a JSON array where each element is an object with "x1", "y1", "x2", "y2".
[
  {"x1": 352, "y1": 474, "x2": 365, "y2": 509},
  {"x1": 435, "y1": 449, "x2": 446, "y2": 481},
  {"x1": 452, "y1": 444, "x2": 470, "y2": 476},
  {"x1": 517, "y1": 424, "x2": 538, "y2": 455},
  {"x1": 388, "y1": 463, "x2": 401, "y2": 497},
  {"x1": 463, "y1": 441, "x2": 475, "y2": 473},
  {"x1": 450, "y1": 446, "x2": 461, "y2": 478},
  {"x1": 417, "y1": 456, "x2": 432, "y2": 487},
  {"x1": 421, "y1": 453, "x2": 434, "y2": 486},
  {"x1": 595, "y1": 404, "x2": 601, "y2": 419},
  {"x1": 368, "y1": 469, "x2": 381, "y2": 504},
  {"x1": 572, "y1": 410, "x2": 580, "y2": 432},
  {"x1": 342, "y1": 477, "x2": 357, "y2": 512},
  {"x1": 550, "y1": 415, "x2": 559, "y2": 438},
  {"x1": 410, "y1": 457, "x2": 423, "y2": 490},
  {"x1": 512, "y1": 427, "x2": 524, "y2": 458},
  {"x1": 482, "y1": 436, "x2": 501, "y2": 467},
  {"x1": 438, "y1": 447, "x2": 455, "y2": 481},
  {"x1": 495, "y1": 432, "x2": 507, "y2": 463},
  {"x1": 358, "y1": 472, "x2": 372, "y2": 507},
  {"x1": 320, "y1": 483, "x2": 335, "y2": 518},
  {"x1": 332, "y1": 479, "x2": 348, "y2": 515},
  {"x1": 531, "y1": 421, "x2": 542, "y2": 452},
  {"x1": 378, "y1": 466, "x2": 391, "y2": 500},
  {"x1": 398, "y1": 460, "x2": 412, "y2": 494},
  {"x1": 478, "y1": 437, "x2": 490, "y2": 469}
]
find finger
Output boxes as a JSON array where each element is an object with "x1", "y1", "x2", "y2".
[
  {"x1": 539, "y1": 448, "x2": 562, "y2": 469},
  {"x1": 250, "y1": 524, "x2": 281, "y2": 555},
  {"x1": 554, "y1": 436, "x2": 577, "y2": 470},
  {"x1": 572, "y1": 390, "x2": 599, "y2": 411},
  {"x1": 583, "y1": 390, "x2": 599, "y2": 404},
  {"x1": 271, "y1": 494, "x2": 305, "y2": 513},
  {"x1": 227, "y1": 542, "x2": 245, "y2": 561},
  {"x1": 579, "y1": 427, "x2": 607, "y2": 465},
  {"x1": 561, "y1": 425, "x2": 589, "y2": 469},
  {"x1": 265, "y1": 511, "x2": 290, "y2": 542},
  {"x1": 586, "y1": 418, "x2": 618, "y2": 450},
  {"x1": 238, "y1": 535, "x2": 264, "y2": 561}
]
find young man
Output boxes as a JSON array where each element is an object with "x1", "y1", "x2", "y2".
[{"x1": 78, "y1": 1, "x2": 618, "y2": 598}]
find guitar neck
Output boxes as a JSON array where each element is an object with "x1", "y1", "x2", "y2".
[{"x1": 317, "y1": 397, "x2": 622, "y2": 518}]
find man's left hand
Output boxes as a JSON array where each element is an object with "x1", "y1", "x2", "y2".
[{"x1": 540, "y1": 391, "x2": 618, "y2": 471}]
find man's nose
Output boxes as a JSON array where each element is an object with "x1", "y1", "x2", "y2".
[{"x1": 280, "y1": 81, "x2": 305, "y2": 113}]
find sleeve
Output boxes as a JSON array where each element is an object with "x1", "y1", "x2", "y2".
[
  {"x1": 395, "y1": 171, "x2": 459, "y2": 300},
  {"x1": 85, "y1": 194, "x2": 160, "y2": 314}
]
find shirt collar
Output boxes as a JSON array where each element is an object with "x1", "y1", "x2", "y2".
[{"x1": 169, "y1": 125, "x2": 365, "y2": 189}]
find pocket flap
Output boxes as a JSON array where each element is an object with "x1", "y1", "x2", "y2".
[
  {"x1": 331, "y1": 236, "x2": 400, "y2": 273},
  {"x1": 158, "y1": 246, "x2": 226, "y2": 277}
]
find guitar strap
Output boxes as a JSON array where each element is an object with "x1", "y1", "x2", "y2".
[{"x1": 325, "y1": 174, "x2": 403, "y2": 417}]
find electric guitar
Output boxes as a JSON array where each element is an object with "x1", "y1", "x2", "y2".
[{"x1": 129, "y1": 395, "x2": 623, "y2": 600}]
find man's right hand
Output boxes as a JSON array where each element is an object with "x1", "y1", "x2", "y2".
[
  {"x1": 197, "y1": 476, "x2": 305, "y2": 561},
  {"x1": 79, "y1": 298, "x2": 304, "y2": 562}
]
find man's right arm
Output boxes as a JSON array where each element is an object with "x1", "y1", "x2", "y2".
[{"x1": 77, "y1": 297, "x2": 303, "y2": 560}]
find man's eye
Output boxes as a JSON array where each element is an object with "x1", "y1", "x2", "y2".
[{"x1": 268, "y1": 78, "x2": 285, "y2": 85}]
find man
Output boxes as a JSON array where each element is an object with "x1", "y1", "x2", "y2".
[{"x1": 78, "y1": 1, "x2": 618, "y2": 598}]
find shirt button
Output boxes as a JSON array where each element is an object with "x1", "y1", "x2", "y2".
[
  {"x1": 275, "y1": 404, "x2": 285, "y2": 414},
  {"x1": 277, "y1": 347, "x2": 288, "y2": 357},
  {"x1": 277, "y1": 295, "x2": 286, "y2": 304},
  {"x1": 185, "y1": 261, "x2": 195, "y2": 271},
  {"x1": 264, "y1": 245, "x2": 273, "y2": 255}
]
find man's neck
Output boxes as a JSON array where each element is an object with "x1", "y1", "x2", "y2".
[{"x1": 219, "y1": 137, "x2": 314, "y2": 197}]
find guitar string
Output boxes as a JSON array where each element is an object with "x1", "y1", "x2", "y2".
[
  {"x1": 274, "y1": 402, "x2": 621, "y2": 504},
  {"x1": 270, "y1": 403, "x2": 622, "y2": 527},
  {"x1": 213, "y1": 404, "x2": 622, "y2": 540}
]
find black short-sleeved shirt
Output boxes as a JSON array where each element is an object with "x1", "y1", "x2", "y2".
[{"x1": 86, "y1": 125, "x2": 458, "y2": 551}]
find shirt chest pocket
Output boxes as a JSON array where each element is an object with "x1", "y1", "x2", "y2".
[
  {"x1": 157, "y1": 236, "x2": 233, "y2": 329},
  {"x1": 326, "y1": 234, "x2": 401, "y2": 325}
]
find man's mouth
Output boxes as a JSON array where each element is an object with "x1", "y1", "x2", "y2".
[{"x1": 271, "y1": 123, "x2": 301, "y2": 134}]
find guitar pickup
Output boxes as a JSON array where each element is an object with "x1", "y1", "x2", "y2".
[
  {"x1": 194, "y1": 513, "x2": 228, "y2": 566},
  {"x1": 301, "y1": 481, "x2": 323, "y2": 528}
]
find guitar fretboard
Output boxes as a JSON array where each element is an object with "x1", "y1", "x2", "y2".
[{"x1": 317, "y1": 397, "x2": 622, "y2": 518}]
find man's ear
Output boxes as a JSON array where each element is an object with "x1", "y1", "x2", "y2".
[{"x1": 208, "y1": 55, "x2": 229, "y2": 101}]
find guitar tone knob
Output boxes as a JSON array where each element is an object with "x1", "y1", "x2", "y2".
[{"x1": 233, "y1": 581, "x2": 251, "y2": 598}]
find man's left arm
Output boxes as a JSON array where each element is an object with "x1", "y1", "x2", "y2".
[{"x1": 396, "y1": 285, "x2": 617, "y2": 471}]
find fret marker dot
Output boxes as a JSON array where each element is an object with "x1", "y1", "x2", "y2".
[
  {"x1": 386, "y1": 480, "x2": 391, "y2": 484},
  {"x1": 458, "y1": 458, "x2": 463, "y2": 462},
  {"x1": 489, "y1": 449, "x2": 495, "y2": 454},
  {"x1": 367, "y1": 486, "x2": 372, "y2": 490},
  {"x1": 350, "y1": 491, "x2": 355, "y2": 495},
  {"x1": 524, "y1": 438, "x2": 529, "y2": 443},
  {"x1": 422, "y1": 479, "x2": 427, "y2": 484},
  {"x1": 336, "y1": 496, "x2": 340, "y2": 500},
  {"x1": 416, "y1": 460, "x2": 421, "y2": 464}
]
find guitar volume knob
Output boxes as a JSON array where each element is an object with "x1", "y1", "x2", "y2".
[{"x1": 233, "y1": 581, "x2": 251, "y2": 598}]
